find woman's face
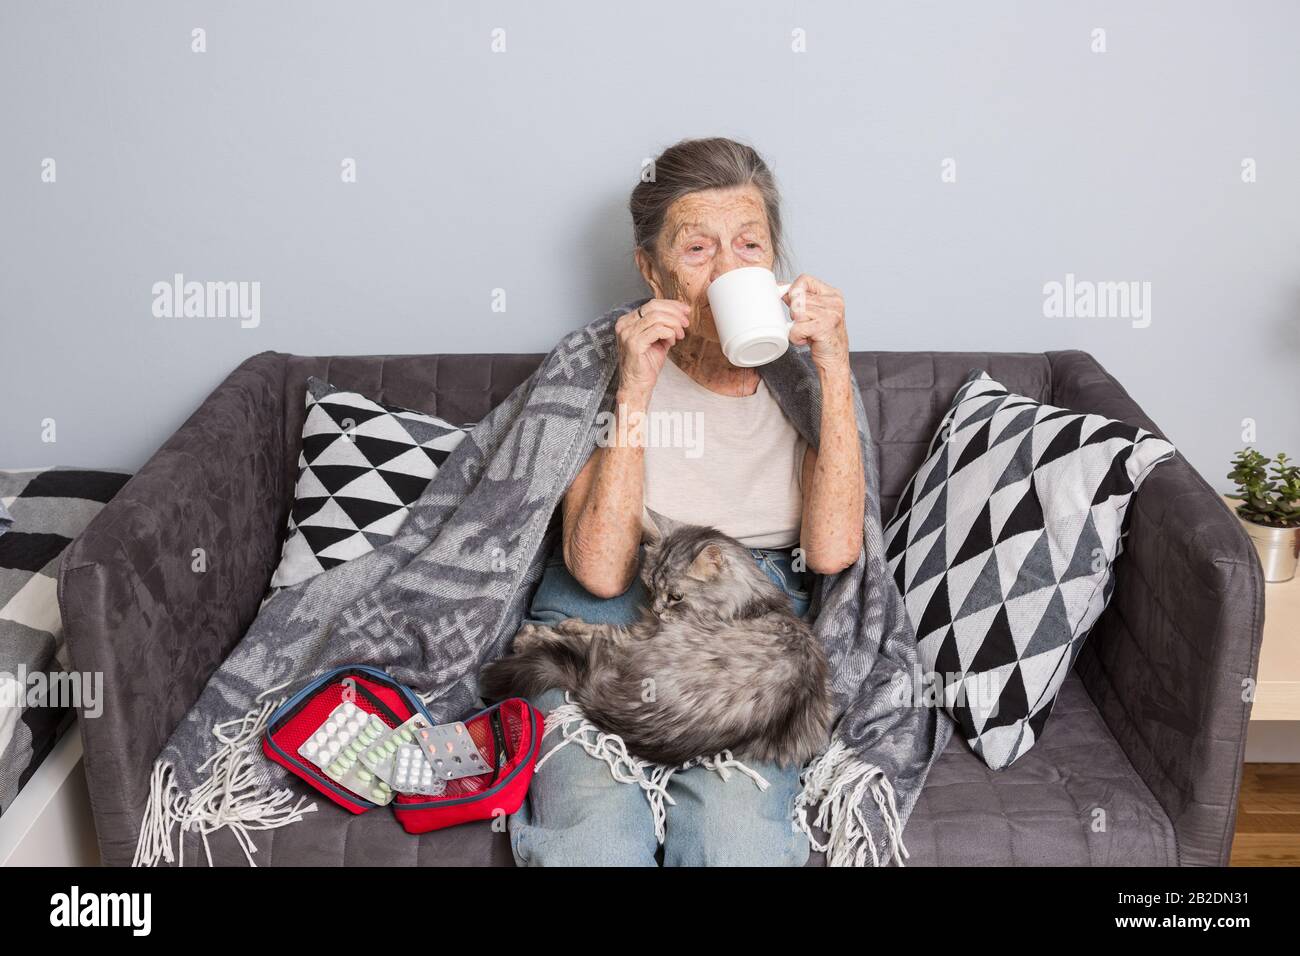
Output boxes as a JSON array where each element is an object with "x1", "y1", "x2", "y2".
[{"x1": 642, "y1": 185, "x2": 776, "y2": 343}]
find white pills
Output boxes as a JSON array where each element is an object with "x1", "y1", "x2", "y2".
[
  {"x1": 296, "y1": 700, "x2": 395, "y2": 805},
  {"x1": 392, "y1": 744, "x2": 445, "y2": 796},
  {"x1": 295, "y1": 703, "x2": 474, "y2": 802}
]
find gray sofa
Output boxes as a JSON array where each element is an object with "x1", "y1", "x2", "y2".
[{"x1": 58, "y1": 349, "x2": 1264, "y2": 866}]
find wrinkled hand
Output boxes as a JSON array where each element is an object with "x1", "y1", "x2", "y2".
[
  {"x1": 614, "y1": 281, "x2": 690, "y2": 402},
  {"x1": 785, "y1": 274, "x2": 849, "y2": 376}
]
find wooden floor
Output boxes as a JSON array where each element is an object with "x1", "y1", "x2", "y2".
[{"x1": 1230, "y1": 763, "x2": 1300, "y2": 866}]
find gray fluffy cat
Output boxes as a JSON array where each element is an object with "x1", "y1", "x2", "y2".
[{"x1": 479, "y1": 514, "x2": 832, "y2": 767}]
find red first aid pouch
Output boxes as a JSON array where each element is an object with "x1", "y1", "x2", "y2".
[
  {"x1": 263, "y1": 664, "x2": 543, "y2": 832},
  {"x1": 391, "y1": 696, "x2": 541, "y2": 835}
]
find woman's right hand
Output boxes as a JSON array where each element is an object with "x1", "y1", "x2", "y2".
[{"x1": 613, "y1": 293, "x2": 690, "y2": 403}]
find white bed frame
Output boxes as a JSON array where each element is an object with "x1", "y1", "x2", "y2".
[{"x1": 0, "y1": 723, "x2": 100, "y2": 866}]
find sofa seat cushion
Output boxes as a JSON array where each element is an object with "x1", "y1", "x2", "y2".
[
  {"x1": 172, "y1": 797, "x2": 514, "y2": 867},
  {"x1": 901, "y1": 674, "x2": 1178, "y2": 865},
  {"x1": 173, "y1": 675, "x2": 1174, "y2": 867}
]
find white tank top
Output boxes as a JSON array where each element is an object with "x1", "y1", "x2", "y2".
[{"x1": 641, "y1": 356, "x2": 807, "y2": 549}]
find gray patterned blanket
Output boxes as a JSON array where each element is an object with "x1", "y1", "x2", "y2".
[{"x1": 136, "y1": 303, "x2": 948, "y2": 867}]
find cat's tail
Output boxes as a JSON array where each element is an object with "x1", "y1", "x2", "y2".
[
  {"x1": 763, "y1": 681, "x2": 836, "y2": 767},
  {"x1": 478, "y1": 628, "x2": 589, "y2": 701},
  {"x1": 754, "y1": 649, "x2": 836, "y2": 767}
]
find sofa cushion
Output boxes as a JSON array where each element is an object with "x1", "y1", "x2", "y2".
[
  {"x1": 278, "y1": 354, "x2": 547, "y2": 518},
  {"x1": 883, "y1": 372, "x2": 1175, "y2": 770},
  {"x1": 847, "y1": 352, "x2": 1052, "y2": 520},
  {"x1": 269, "y1": 377, "x2": 469, "y2": 589},
  {"x1": 169, "y1": 675, "x2": 1171, "y2": 867},
  {"x1": 903, "y1": 675, "x2": 1177, "y2": 865}
]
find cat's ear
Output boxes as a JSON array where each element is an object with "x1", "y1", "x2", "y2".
[
  {"x1": 686, "y1": 543, "x2": 725, "y2": 581},
  {"x1": 641, "y1": 507, "x2": 677, "y2": 545}
]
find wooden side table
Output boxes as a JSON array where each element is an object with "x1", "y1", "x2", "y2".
[{"x1": 1221, "y1": 497, "x2": 1300, "y2": 721}]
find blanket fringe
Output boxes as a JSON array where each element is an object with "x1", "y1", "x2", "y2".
[
  {"x1": 793, "y1": 738, "x2": 908, "y2": 867},
  {"x1": 133, "y1": 692, "x2": 317, "y2": 867},
  {"x1": 537, "y1": 696, "x2": 768, "y2": 844}
]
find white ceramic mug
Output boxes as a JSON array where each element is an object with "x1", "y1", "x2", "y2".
[{"x1": 705, "y1": 267, "x2": 794, "y2": 367}]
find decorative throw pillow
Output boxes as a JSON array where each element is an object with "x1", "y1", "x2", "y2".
[
  {"x1": 269, "y1": 377, "x2": 471, "y2": 590},
  {"x1": 883, "y1": 371, "x2": 1175, "y2": 771}
]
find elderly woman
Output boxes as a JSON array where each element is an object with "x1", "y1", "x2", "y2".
[{"x1": 508, "y1": 138, "x2": 864, "y2": 866}]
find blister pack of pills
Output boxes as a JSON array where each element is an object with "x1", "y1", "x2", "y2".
[
  {"x1": 391, "y1": 743, "x2": 447, "y2": 796},
  {"x1": 297, "y1": 701, "x2": 397, "y2": 805},
  {"x1": 411, "y1": 716, "x2": 494, "y2": 781},
  {"x1": 359, "y1": 714, "x2": 424, "y2": 786}
]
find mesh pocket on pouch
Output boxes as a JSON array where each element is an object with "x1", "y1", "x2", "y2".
[
  {"x1": 417, "y1": 701, "x2": 524, "y2": 798},
  {"x1": 263, "y1": 669, "x2": 417, "y2": 811},
  {"x1": 390, "y1": 698, "x2": 542, "y2": 834}
]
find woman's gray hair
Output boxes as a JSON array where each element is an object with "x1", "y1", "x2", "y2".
[{"x1": 630, "y1": 137, "x2": 787, "y2": 273}]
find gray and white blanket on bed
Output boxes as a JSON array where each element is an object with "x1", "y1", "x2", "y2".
[
  {"x1": 1, "y1": 467, "x2": 130, "y2": 815},
  {"x1": 137, "y1": 302, "x2": 950, "y2": 867}
]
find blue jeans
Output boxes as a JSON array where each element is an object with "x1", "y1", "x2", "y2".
[{"x1": 509, "y1": 544, "x2": 813, "y2": 867}]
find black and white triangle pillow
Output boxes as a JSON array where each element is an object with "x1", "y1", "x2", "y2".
[
  {"x1": 883, "y1": 371, "x2": 1175, "y2": 771},
  {"x1": 269, "y1": 377, "x2": 471, "y2": 590}
]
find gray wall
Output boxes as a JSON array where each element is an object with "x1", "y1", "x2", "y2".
[{"x1": 2, "y1": 0, "x2": 1297, "y2": 492}]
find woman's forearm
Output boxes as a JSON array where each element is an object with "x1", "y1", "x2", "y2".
[
  {"x1": 800, "y1": 367, "x2": 866, "y2": 574},
  {"x1": 562, "y1": 388, "x2": 648, "y2": 597}
]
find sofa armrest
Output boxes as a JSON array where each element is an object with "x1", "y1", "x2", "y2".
[
  {"x1": 58, "y1": 351, "x2": 288, "y2": 866},
  {"x1": 1048, "y1": 350, "x2": 1265, "y2": 866}
]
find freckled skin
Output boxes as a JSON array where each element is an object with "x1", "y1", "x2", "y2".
[{"x1": 562, "y1": 184, "x2": 866, "y2": 597}]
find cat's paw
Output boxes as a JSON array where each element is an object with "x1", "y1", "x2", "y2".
[
  {"x1": 512, "y1": 622, "x2": 550, "y2": 651},
  {"x1": 554, "y1": 617, "x2": 595, "y2": 638}
]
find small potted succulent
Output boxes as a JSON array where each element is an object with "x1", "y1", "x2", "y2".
[{"x1": 1228, "y1": 448, "x2": 1300, "y2": 582}]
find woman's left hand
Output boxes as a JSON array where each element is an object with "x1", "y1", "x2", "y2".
[{"x1": 784, "y1": 274, "x2": 849, "y2": 376}]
